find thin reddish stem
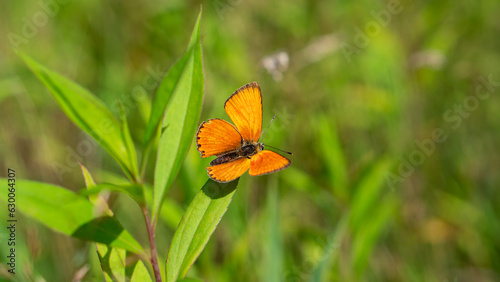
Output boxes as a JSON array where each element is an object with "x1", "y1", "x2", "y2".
[{"x1": 142, "y1": 206, "x2": 162, "y2": 282}]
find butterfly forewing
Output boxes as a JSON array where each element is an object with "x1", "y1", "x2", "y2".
[
  {"x1": 196, "y1": 118, "x2": 242, "y2": 158},
  {"x1": 224, "y1": 82, "x2": 263, "y2": 143}
]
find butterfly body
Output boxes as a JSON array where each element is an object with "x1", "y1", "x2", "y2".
[
  {"x1": 210, "y1": 142, "x2": 264, "y2": 166},
  {"x1": 196, "y1": 82, "x2": 291, "y2": 183}
]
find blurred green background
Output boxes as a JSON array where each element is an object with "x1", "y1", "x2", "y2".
[{"x1": 1, "y1": 0, "x2": 500, "y2": 281}]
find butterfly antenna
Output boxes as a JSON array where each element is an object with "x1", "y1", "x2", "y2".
[
  {"x1": 260, "y1": 114, "x2": 293, "y2": 155},
  {"x1": 259, "y1": 114, "x2": 276, "y2": 142},
  {"x1": 264, "y1": 144, "x2": 293, "y2": 155}
]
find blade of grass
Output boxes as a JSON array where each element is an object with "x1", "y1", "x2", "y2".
[
  {"x1": 165, "y1": 179, "x2": 239, "y2": 282},
  {"x1": 18, "y1": 53, "x2": 138, "y2": 181},
  {"x1": 348, "y1": 157, "x2": 396, "y2": 276},
  {"x1": 310, "y1": 214, "x2": 349, "y2": 282},
  {"x1": 151, "y1": 11, "x2": 204, "y2": 223},
  {"x1": 317, "y1": 115, "x2": 348, "y2": 201},
  {"x1": 351, "y1": 197, "x2": 396, "y2": 274},
  {"x1": 350, "y1": 157, "x2": 394, "y2": 229},
  {"x1": 261, "y1": 177, "x2": 284, "y2": 282}
]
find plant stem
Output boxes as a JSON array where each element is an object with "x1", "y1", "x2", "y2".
[{"x1": 143, "y1": 205, "x2": 162, "y2": 282}]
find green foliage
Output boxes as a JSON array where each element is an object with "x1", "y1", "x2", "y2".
[
  {"x1": 81, "y1": 164, "x2": 152, "y2": 281},
  {"x1": 152, "y1": 12, "x2": 204, "y2": 223},
  {"x1": 3, "y1": 9, "x2": 214, "y2": 281},
  {"x1": 166, "y1": 179, "x2": 238, "y2": 282},
  {"x1": 0, "y1": 179, "x2": 144, "y2": 255},
  {"x1": 2, "y1": 0, "x2": 500, "y2": 281},
  {"x1": 18, "y1": 53, "x2": 139, "y2": 182}
]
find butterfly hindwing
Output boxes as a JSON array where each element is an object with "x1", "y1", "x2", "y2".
[
  {"x1": 196, "y1": 118, "x2": 242, "y2": 158},
  {"x1": 207, "y1": 157, "x2": 251, "y2": 183},
  {"x1": 249, "y1": 150, "x2": 291, "y2": 176},
  {"x1": 224, "y1": 82, "x2": 263, "y2": 143}
]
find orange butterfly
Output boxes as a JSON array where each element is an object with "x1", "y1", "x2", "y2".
[{"x1": 196, "y1": 82, "x2": 291, "y2": 182}]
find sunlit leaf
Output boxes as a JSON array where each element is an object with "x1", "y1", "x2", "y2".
[
  {"x1": 19, "y1": 52, "x2": 139, "y2": 181},
  {"x1": 0, "y1": 179, "x2": 144, "y2": 255},
  {"x1": 166, "y1": 179, "x2": 238, "y2": 282},
  {"x1": 96, "y1": 245, "x2": 127, "y2": 282},
  {"x1": 129, "y1": 259, "x2": 151, "y2": 282},
  {"x1": 80, "y1": 165, "x2": 151, "y2": 281},
  {"x1": 82, "y1": 183, "x2": 145, "y2": 207},
  {"x1": 152, "y1": 11, "x2": 204, "y2": 223},
  {"x1": 119, "y1": 102, "x2": 139, "y2": 181}
]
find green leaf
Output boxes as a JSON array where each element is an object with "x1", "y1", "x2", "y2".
[
  {"x1": 119, "y1": 102, "x2": 139, "y2": 180},
  {"x1": 152, "y1": 11, "x2": 204, "y2": 222},
  {"x1": 166, "y1": 179, "x2": 239, "y2": 282},
  {"x1": 0, "y1": 179, "x2": 144, "y2": 255},
  {"x1": 95, "y1": 246, "x2": 152, "y2": 282},
  {"x1": 141, "y1": 51, "x2": 188, "y2": 161},
  {"x1": 129, "y1": 259, "x2": 151, "y2": 282},
  {"x1": 81, "y1": 165, "x2": 125, "y2": 281},
  {"x1": 80, "y1": 164, "x2": 115, "y2": 219},
  {"x1": 142, "y1": 13, "x2": 203, "y2": 157},
  {"x1": 81, "y1": 163, "x2": 100, "y2": 204},
  {"x1": 82, "y1": 183, "x2": 145, "y2": 207},
  {"x1": 18, "y1": 52, "x2": 138, "y2": 181},
  {"x1": 96, "y1": 245, "x2": 127, "y2": 282},
  {"x1": 80, "y1": 165, "x2": 150, "y2": 281}
]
